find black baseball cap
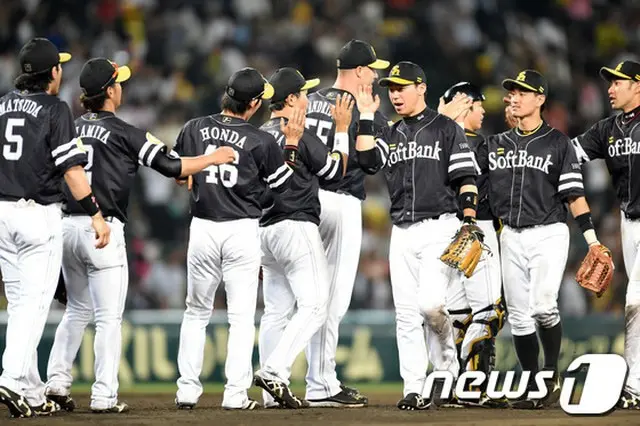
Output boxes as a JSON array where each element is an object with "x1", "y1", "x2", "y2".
[
  {"x1": 268, "y1": 68, "x2": 320, "y2": 103},
  {"x1": 600, "y1": 60, "x2": 640, "y2": 82},
  {"x1": 225, "y1": 67, "x2": 274, "y2": 102},
  {"x1": 379, "y1": 61, "x2": 427, "y2": 87},
  {"x1": 336, "y1": 39, "x2": 390, "y2": 70},
  {"x1": 79, "y1": 58, "x2": 132, "y2": 97},
  {"x1": 18, "y1": 37, "x2": 71, "y2": 75},
  {"x1": 443, "y1": 82, "x2": 485, "y2": 103},
  {"x1": 502, "y1": 70, "x2": 548, "y2": 95}
]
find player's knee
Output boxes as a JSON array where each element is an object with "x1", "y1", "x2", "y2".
[
  {"x1": 508, "y1": 310, "x2": 536, "y2": 335},
  {"x1": 532, "y1": 308, "x2": 559, "y2": 329},
  {"x1": 66, "y1": 307, "x2": 92, "y2": 325},
  {"x1": 424, "y1": 307, "x2": 451, "y2": 336}
]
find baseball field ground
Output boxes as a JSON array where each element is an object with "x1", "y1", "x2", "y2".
[{"x1": 5, "y1": 383, "x2": 637, "y2": 425}]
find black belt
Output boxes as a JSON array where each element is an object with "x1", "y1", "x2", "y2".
[
  {"x1": 624, "y1": 211, "x2": 640, "y2": 220},
  {"x1": 63, "y1": 212, "x2": 117, "y2": 223}
]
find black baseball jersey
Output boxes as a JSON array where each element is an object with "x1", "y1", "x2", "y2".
[
  {"x1": 259, "y1": 118, "x2": 345, "y2": 227},
  {"x1": 306, "y1": 87, "x2": 389, "y2": 200},
  {"x1": 571, "y1": 110, "x2": 640, "y2": 218},
  {"x1": 0, "y1": 90, "x2": 87, "y2": 204},
  {"x1": 174, "y1": 113, "x2": 292, "y2": 221},
  {"x1": 377, "y1": 108, "x2": 478, "y2": 225},
  {"x1": 476, "y1": 123, "x2": 584, "y2": 228},
  {"x1": 465, "y1": 129, "x2": 493, "y2": 221},
  {"x1": 63, "y1": 111, "x2": 174, "y2": 223}
]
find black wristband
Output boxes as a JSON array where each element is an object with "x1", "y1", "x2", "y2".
[
  {"x1": 463, "y1": 216, "x2": 477, "y2": 225},
  {"x1": 459, "y1": 191, "x2": 478, "y2": 211},
  {"x1": 357, "y1": 119, "x2": 375, "y2": 136},
  {"x1": 78, "y1": 192, "x2": 100, "y2": 217},
  {"x1": 284, "y1": 145, "x2": 298, "y2": 167},
  {"x1": 575, "y1": 212, "x2": 594, "y2": 233}
]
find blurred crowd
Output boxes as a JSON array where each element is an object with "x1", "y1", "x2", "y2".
[{"x1": 0, "y1": 0, "x2": 636, "y2": 316}]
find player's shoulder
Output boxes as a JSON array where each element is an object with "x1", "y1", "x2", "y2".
[
  {"x1": 547, "y1": 125, "x2": 571, "y2": 142},
  {"x1": 464, "y1": 129, "x2": 485, "y2": 144}
]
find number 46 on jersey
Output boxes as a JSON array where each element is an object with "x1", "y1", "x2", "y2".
[{"x1": 204, "y1": 145, "x2": 239, "y2": 188}]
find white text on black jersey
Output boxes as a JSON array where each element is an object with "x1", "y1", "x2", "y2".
[{"x1": 488, "y1": 150, "x2": 553, "y2": 174}]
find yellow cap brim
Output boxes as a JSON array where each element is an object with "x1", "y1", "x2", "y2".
[
  {"x1": 502, "y1": 79, "x2": 540, "y2": 93},
  {"x1": 301, "y1": 78, "x2": 320, "y2": 91},
  {"x1": 369, "y1": 59, "x2": 390, "y2": 69},
  {"x1": 262, "y1": 82, "x2": 275, "y2": 99},
  {"x1": 115, "y1": 65, "x2": 132, "y2": 83},
  {"x1": 379, "y1": 77, "x2": 416, "y2": 87},
  {"x1": 59, "y1": 53, "x2": 71, "y2": 63},
  {"x1": 600, "y1": 67, "x2": 633, "y2": 81}
]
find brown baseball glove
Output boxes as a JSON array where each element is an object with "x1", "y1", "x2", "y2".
[
  {"x1": 440, "y1": 224, "x2": 486, "y2": 278},
  {"x1": 576, "y1": 244, "x2": 614, "y2": 297}
]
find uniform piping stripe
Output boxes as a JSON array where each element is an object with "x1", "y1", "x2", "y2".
[
  {"x1": 326, "y1": 159, "x2": 340, "y2": 180},
  {"x1": 269, "y1": 167, "x2": 293, "y2": 188},
  {"x1": 448, "y1": 161, "x2": 475, "y2": 173},
  {"x1": 450, "y1": 152, "x2": 475, "y2": 161},
  {"x1": 54, "y1": 148, "x2": 84, "y2": 166},
  {"x1": 558, "y1": 182, "x2": 584, "y2": 192},
  {"x1": 145, "y1": 144, "x2": 163, "y2": 166},
  {"x1": 138, "y1": 141, "x2": 154, "y2": 165},
  {"x1": 559, "y1": 172, "x2": 582, "y2": 181},
  {"x1": 51, "y1": 139, "x2": 78, "y2": 157},
  {"x1": 317, "y1": 156, "x2": 333, "y2": 177},
  {"x1": 267, "y1": 164, "x2": 290, "y2": 183}
]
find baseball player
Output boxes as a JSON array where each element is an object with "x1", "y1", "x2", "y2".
[
  {"x1": 439, "y1": 82, "x2": 507, "y2": 408},
  {"x1": 364, "y1": 61, "x2": 479, "y2": 410},
  {"x1": 304, "y1": 39, "x2": 390, "y2": 406},
  {"x1": 174, "y1": 67, "x2": 298, "y2": 410},
  {"x1": 475, "y1": 70, "x2": 606, "y2": 409},
  {"x1": 255, "y1": 68, "x2": 353, "y2": 409},
  {"x1": 0, "y1": 38, "x2": 110, "y2": 418},
  {"x1": 571, "y1": 60, "x2": 640, "y2": 409},
  {"x1": 43, "y1": 58, "x2": 236, "y2": 414}
]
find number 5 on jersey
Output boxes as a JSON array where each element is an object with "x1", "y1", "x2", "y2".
[
  {"x1": 3, "y1": 118, "x2": 25, "y2": 160},
  {"x1": 204, "y1": 145, "x2": 239, "y2": 188}
]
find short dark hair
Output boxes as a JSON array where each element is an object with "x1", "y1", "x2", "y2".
[
  {"x1": 220, "y1": 93, "x2": 253, "y2": 115},
  {"x1": 80, "y1": 92, "x2": 108, "y2": 112},
  {"x1": 269, "y1": 93, "x2": 300, "y2": 112},
  {"x1": 14, "y1": 65, "x2": 57, "y2": 92}
]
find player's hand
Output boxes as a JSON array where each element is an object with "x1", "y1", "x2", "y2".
[
  {"x1": 356, "y1": 84, "x2": 380, "y2": 114},
  {"x1": 281, "y1": 105, "x2": 305, "y2": 146},
  {"x1": 91, "y1": 213, "x2": 111, "y2": 249},
  {"x1": 176, "y1": 175, "x2": 193, "y2": 191},
  {"x1": 503, "y1": 95, "x2": 518, "y2": 129},
  {"x1": 209, "y1": 146, "x2": 237, "y2": 165},
  {"x1": 438, "y1": 92, "x2": 471, "y2": 122},
  {"x1": 331, "y1": 93, "x2": 355, "y2": 133}
]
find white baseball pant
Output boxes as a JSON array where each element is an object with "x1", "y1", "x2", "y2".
[
  {"x1": 389, "y1": 213, "x2": 460, "y2": 398},
  {"x1": 258, "y1": 220, "x2": 329, "y2": 406},
  {"x1": 620, "y1": 211, "x2": 640, "y2": 396},
  {"x1": 447, "y1": 220, "x2": 503, "y2": 371},
  {"x1": 0, "y1": 199, "x2": 63, "y2": 407},
  {"x1": 305, "y1": 189, "x2": 362, "y2": 400},
  {"x1": 176, "y1": 217, "x2": 261, "y2": 409},
  {"x1": 45, "y1": 215, "x2": 127, "y2": 410},
  {"x1": 501, "y1": 222, "x2": 569, "y2": 336}
]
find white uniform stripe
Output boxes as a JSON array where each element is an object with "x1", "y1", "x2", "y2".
[
  {"x1": 448, "y1": 161, "x2": 475, "y2": 173},
  {"x1": 376, "y1": 138, "x2": 390, "y2": 156},
  {"x1": 269, "y1": 166, "x2": 293, "y2": 188},
  {"x1": 558, "y1": 181, "x2": 584, "y2": 192},
  {"x1": 51, "y1": 139, "x2": 78, "y2": 157},
  {"x1": 267, "y1": 164, "x2": 289, "y2": 183},
  {"x1": 376, "y1": 144, "x2": 388, "y2": 164},
  {"x1": 317, "y1": 156, "x2": 333, "y2": 177},
  {"x1": 138, "y1": 141, "x2": 154, "y2": 164},
  {"x1": 145, "y1": 144, "x2": 163, "y2": 166},
  {"x1": 326, "y1": 158, "x2": 340, "y2": 180},
  {"x1": 559, "y1": 172, "x2": 582, "y2": 181},
  {"x1": 54, "y1": 148, "x2": 84, "y2": 166},
  {"x1": 450, "y1": 152, "x2": 475, "y2": 162}
]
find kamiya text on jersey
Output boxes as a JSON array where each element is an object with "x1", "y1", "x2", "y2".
[
  {"x1": 387, "y1": 141, "x2": 441, "y2": 165},
  {"x1": 489, "y1": 150, "x2": 553, "y2": 174},
  {"x1": 77, "y1": 124, "x2": 111, "y2": 144},
  {"x1": 608, "y1": 137, "x2": 640, "y2": 157},
  {"x1": 200, "y1": 126, "x2": 247, "y2": 149}
]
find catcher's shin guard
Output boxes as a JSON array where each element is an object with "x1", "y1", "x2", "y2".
[
  {"x1": 449, "y1": 308, "x2": 472, "y2": 370},
  {"x1": 463, "y1": 300, "x2": 506, "y2": 376}
]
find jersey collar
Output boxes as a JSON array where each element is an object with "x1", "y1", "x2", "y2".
[
  {"x1": 621, "y1": 104, "x2": 640, "y2": 125},
  {"x1": 402, "y1": 108, "x2": 429, "y2": 125},
  {"x1": 83, "y1": 110, "x2": 115, "y2": 120}
]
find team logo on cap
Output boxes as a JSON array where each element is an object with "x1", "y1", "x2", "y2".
[
  {"x1": 616, "y1": 62, "x2": 624, "y2": 71},
  {"x1": 390, "y1": 65, "x2": 401, "y2": 76},
  {"x1": 516, "y1": 71, "x2": 527, "y2": 82}
]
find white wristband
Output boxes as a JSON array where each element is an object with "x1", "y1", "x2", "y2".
[
  {"x1": 583, "y1": 229, "x2": 599, "y2": 246},
  {"x1": 360, "y1": 112, "x2": 374, "y2": 121},
  {"x1": 333, "y1": 132, "x2": 349, "y2": 155}
]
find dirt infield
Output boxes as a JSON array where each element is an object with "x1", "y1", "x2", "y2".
[{"x1": 4, "y1": 392, "x2": 638, "y2": 426}]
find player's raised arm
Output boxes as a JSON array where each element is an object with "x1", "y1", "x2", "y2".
[
  {"x1": 327, "y1": 93, "x2": 354, "y2": 176},
  {"x1": 354, "y1": 84, "x2": 389, "y2": 173}
]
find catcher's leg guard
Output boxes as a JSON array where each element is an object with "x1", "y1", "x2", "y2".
[{"x1": 448, "y1": 308, "x2": 472, "y2": 371}]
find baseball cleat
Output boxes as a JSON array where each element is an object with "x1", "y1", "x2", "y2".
[
  {"x1": 30, "y1": 399, "x2": 61, "y2": 416},
  {"x1": 0, "y1": 386, "x2": 34, "y2": 418},
  {"x1": 175, "y1": 399, "x2": 196, "y2": 410},
  {"x1": 397, "y1": 393, "x2": 431, "y2": 410},
  {"x1": 540, "y1": 372, "x2": 561, "y2": 407},
  {"x1": 46, "y1": 393, "x2": 77, "y2": 412},
  {"x1": 223, "y1": 399, "x2": 261, "y2": 410},
  {"x1": 341, "y1": 385, "x2": 369, "y2": 405},
  {"x1": 91, "y1": 401, "x2": 129, "y2": 413},
  {"x1": 617, "y1": 390, "x2": 640, "y2": 410},
  {"x1": 510, "y1": 397, "x2": 544, "y2": 410},
  {"x1": 307, "y1": 388, "x2": 367, "y2": 408},
  {"x1": 253, "y1": 374, "x2": 308, "y2": 409}
]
